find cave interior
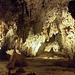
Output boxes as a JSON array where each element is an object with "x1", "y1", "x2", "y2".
[{"x1": 0, "y1": 0, "x2": 75, "y2": 75}]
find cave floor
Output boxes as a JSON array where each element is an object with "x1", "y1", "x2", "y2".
[{"x1": 0, "y1": 56, "x2": 75, "y2": 75}]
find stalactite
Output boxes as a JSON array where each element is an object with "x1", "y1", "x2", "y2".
[
  {"x1": 43, "y1": 8, "x2": 58, "y2": 41},
  {"x1": 24, "y1": 1, "x2": 29, "y2": 16}
]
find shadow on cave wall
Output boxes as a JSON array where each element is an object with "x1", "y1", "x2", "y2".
[{"x1": 68, "y1": 1, "x2": 75, "y2": 19}]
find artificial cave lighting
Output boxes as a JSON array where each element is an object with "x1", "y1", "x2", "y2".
[{"x1": 42, "y1": 56, "x2": 61, "y2": 60}]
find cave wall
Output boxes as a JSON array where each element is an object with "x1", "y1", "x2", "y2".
[
  {"x1": 17, "y1": 0, "x2": 70, "y2": 41},
  {"x1": 0, "y1": 0, "x2": 71, "y2": 41},
  {"x1": 0, "y1": 0, "x2": 75, "y2": 57}
]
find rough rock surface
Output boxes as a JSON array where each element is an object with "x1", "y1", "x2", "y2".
[{"x1": 0, "y1": 0, "x2": 75, "y2": 57}]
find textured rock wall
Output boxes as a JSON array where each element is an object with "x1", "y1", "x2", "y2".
[
  {"x1": 18, "y1": 0, "x2": 70, "y2": 41},
  {"x1": 18, "y1": 0, "x2": 75, "y2": 56},
  {"x1": 0, "y1": 0, "x2": 71, "y2": 41},
  {"x1": 0, "y1": 0, "x2": 75, "y2": 57}
]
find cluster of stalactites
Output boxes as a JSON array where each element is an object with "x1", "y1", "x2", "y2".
[
  {"x1": 43, "y1": 8, "x2": 59, "y2": 41},
  {"x1": 42, "y1": 7, "x2": 75, "y2": 57},
  {"x1": 0, "y1": 20, "x2": 8, "y2": 49},
  {"x1": 6, "y1": 26, "x2": 46, "y2": 56},
  {"x1": 60, "y1": 9, "x2": 75, "y2": 56},
  {"x1": 22, "y1": 31, "x2": 46, "y2": 56}
]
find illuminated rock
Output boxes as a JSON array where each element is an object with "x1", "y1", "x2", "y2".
[
  {"x1": 22, "y1": 32, "x2": 46, "y2": 56},
  {"x1": 44, "y1": 42, "x2": 60, "y2": 52},
  {"x1": 59, "y1": 9, "x2": 75, "y2": 60},
  {"x1": 0, "y1": 20, "x2": 8, "y2": 49}
]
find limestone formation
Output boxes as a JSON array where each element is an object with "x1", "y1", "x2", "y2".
[{"x1": 0, "y1": 0, "x2": 75, "y2": 60}]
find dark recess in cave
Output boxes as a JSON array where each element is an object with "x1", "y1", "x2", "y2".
[{"x1": 68, "y1": 1, "x2": 75, "y2": 19}]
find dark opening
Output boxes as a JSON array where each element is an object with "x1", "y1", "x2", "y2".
[{"x1": 68, "y1": 1, "x2": 75, "y2": 19}]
